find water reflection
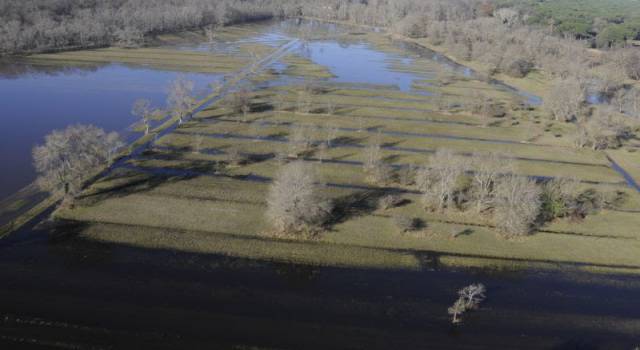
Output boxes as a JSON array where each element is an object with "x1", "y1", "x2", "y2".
[{"x1": 0, "y1": 61, "x2": 218, "y2": 199}]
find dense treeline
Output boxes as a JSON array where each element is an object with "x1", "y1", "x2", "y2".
[
  {"x1": 3, "y1": 0, "x2": 640, "y2": 140},
  {"x1": 0, "y1": 0, "x2": 288, "y2": 54},
  {"x1": 499, "y1": 0, "x2": 640, "y2": 47}
]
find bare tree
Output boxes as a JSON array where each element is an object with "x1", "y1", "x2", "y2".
[
  {"x1": 114, "y1": 26, "x2": 143, "y2": 48},
  {"x1": 266, "y1": 161, "x2": 331, "y2": 235},
  {"x1": 33, "y1": 124, "x2": 123, "y2": 197},
  {"x1": 622, "y1": 49, "x2": 640, "y2": 81},
  {"x1": 363, "y1": 132, "x2": 393, "y2": 184},
  {"x1": 131, "y1": 98, "x2": 158, "y2": 135},
  {"x1": 326, "y1": 99, "x2": 336, "y2": 115},
  {"x1": 493, "y1": 175, "x2": 541, "y2": 236},
  {"x1": 325, "y1": 125, "x2": 339, "y2": 147},
  {"x1": 204, "y1": 24, "x2": 218, "y2": 43},
  {"x1": 273, "y1": 92, "x2": 287, "y2": 112},
  {"x1": 288, "y1": 124, "x2": 315, "y2": 157},
  {"x1": 227, "y1": 87, "x2": 251, "y2": 121},
  {"x1": 416, "y1": 149, "x2": 467, "y2": 212},
  {"x1": 449, "y1": 283, "x2": 487, "y2": 324},
  {"x1": 448, "y1": 298, "x2": 466, "y2": 324},
  {"x1": 316, "y1": 141, "x2": 329, "y2": 163},
  {"x1": 192, "y1": 134, "x2": 205, "y2": 153},
  {"x1": 296, "y1": 90, "x2": 313, "y2": 114},
  {"x1": 573, "y1": 108, "x2": 631, "y2": 150},
  {"x1": 458, "y1": 283, "x2": 486, "y2": 309},
  {"x1": 469, "y1": 152, "x2": 514, "y2": 213},
  {"x1": 543, "y1": 78, "x2": 586, "y2": 122},
  {"x1": 167, "y1": 76, "x2": 196, "y2": 124}
]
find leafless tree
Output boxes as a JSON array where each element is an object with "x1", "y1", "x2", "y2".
[
  {"x1": 448, "y1": 282, "x2": 486, "y2": 324},
  {"x1": 192, "y1": 134, "x2": 205, "y2": 153},
  {"x1": 227, "y1": 87, "x2": 251, "y2": 121},
  {"x1": 266, "y1": 161, "x2": 331, "y2": 235},
  {"x1": 114, "y1": 26, "x2": 143, "y2": 48},
  {"x1": 493, "y1": 174, "x2": 541, "y2": 236},
  {"x1": 325, "y1": 125, "x2": 339, "y2": 147},
  {"x1": 458, "y1": 283, "x2": 486, "y2": 310},
  {"x1": 167, "y1": 76, "x2": 196, "y2": 124},
  {"x1": 33, "y1": 124, "x2": 123, "y2": 197},
  {"x1": 131, "y1": 98, "x2": 158, "y2": 135},
  {"x1": 296, "y1": 90, "x2": 313, "y2": 114},
  {"x1": 316, "y1": 141, "x2": 329, "y2": 163},
  {"x1": 288, "y1": 124, "x2": 315, "y2": 157},
  {"x1": 416, "y1": 149, "x2": 467, "y2": 212},
  {"x1": 573, "y1": 107, "x2": 631, "y2": 150},
  {"x1": 204, "y1": 24, "x2": 218, "y2": 43},
  {"x1": 326, "y1": 99, "x2": 336, "y2": 115},
  {"x1": 621, "y1": 49, "x2": 640, "y2": 81},
  {"x1": 469, "y1": 152, "x2": 514, "y2": 213},
  {"x1": 448, "y1": 298, "x2": 466, "y2": 324},
  {"x1": 273, "y1": 92, "x2": 287, "y2": 112},
  {"x1": 543, "y1": 78, "x2": 586, "y2": 122},
  {"x1": 363, "y1": 132, "x2": 393, "y2": 184}
]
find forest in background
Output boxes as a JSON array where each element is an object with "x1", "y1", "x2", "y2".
[
  {"x1": 1, "y1": 0, "x2": 640, "y2": 123},
  {"x1": 498, "y1": 0, "x2": 640, "y2": 47}
]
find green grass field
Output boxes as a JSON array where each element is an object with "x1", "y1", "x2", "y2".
[{"x1": 49, "y1": 24, "x2": 640, "y2": 274}]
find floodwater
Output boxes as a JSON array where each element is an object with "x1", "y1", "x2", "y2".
[
  {"x1": 0, "y1": 63, "x2": 216, "y2": 200},
  {"x1": 1, "y1": 19, "x2": 637, "y2": 349},
  {"x1": 1, "y1": 214, "x2": 639, "y2": 349},
  {"x1": 0, "y1": 19, "x2": 540, "y2": 201}
]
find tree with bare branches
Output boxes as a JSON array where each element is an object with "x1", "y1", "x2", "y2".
[
  {"x1": 469, "y1": 152, "x2": 514, "y2": 213},
  {"x1": 363, "y1": 132, "x2": 393, "y2": 184},
  {"x1": 131, "y1": 98, "x2": 163, "y2": 135},
  {"x1": 288, "y1": 124, "x2": 315, "y2": 157},
  {"x1": 543, "y1": 78, "x2": 586, "y2": 122},
  {"x1": 167, "y1": 76, "x2": 196, "y2": 124},
  {"x1": 493, "y1": 174, "x2": 541, "y2": 236},
  {"x1": 33, "y1": 124, "x2": 123, "y2": 197},
  {"x1": 266, "y1": 161, "x2": 331, "y2": 235},
  {"x1": 416, "y1": 149, "x2": 467, "y2": 211}
]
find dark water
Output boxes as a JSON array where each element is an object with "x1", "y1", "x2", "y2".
[
  {"x1": 0, "y1": 63, "x2": 216, "y2": 200},
  {"x1": 1, "y1": 216, "x2": 639, "y2": 349}
]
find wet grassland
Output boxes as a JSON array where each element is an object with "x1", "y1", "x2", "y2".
[
  {"x1": 3, "y1": 20, "x2": 640, "y2": 349},
  {"x1": 51, "y1": 28, "x2": 640, "y2": 275}
]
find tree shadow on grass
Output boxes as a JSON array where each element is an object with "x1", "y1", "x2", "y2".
[
  {"x1": 333, "y1": 136, "x2": 367, "y2": 147},
  {"x1": 326, "y1": 189, "x2": 392, "y2": 227},
  {"x1": 74, "y1": 171, "x2": 190, "y2": 207}
]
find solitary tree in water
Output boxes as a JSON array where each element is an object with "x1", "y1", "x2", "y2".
[
  {"x1": 32, "y1": 124, "x2": 123, "y2": 197},
  {"x1": 167, "y1": 76, "x2": 196, "y2": 124}
]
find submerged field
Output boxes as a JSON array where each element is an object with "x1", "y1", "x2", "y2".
[{"x1": 47, "y1": 20, "x2": 640, "y2": 275}]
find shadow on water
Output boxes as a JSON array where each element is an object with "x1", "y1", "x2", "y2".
[{"x1": 0, "y1": 211, "x2": 640, "y2": 348}]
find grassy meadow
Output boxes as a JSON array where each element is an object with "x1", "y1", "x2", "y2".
[{"x1": 48, "y1": 24, "x2": 640, "y2": 275}]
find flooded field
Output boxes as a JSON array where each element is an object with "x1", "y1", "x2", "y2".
[{"x1": 1, "y1": 19, "x2": 640, "y2": 349}]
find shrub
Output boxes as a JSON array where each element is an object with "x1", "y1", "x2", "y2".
[
  {"x1": 378, "y1": 194, "x2": 403, "y2": 210},
  {"x1": 393, "y1": 215, "x2": 421, "y2": 232},
  {"x1": 504, "y1": 58, "x2": 534, "y2": 78}
]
